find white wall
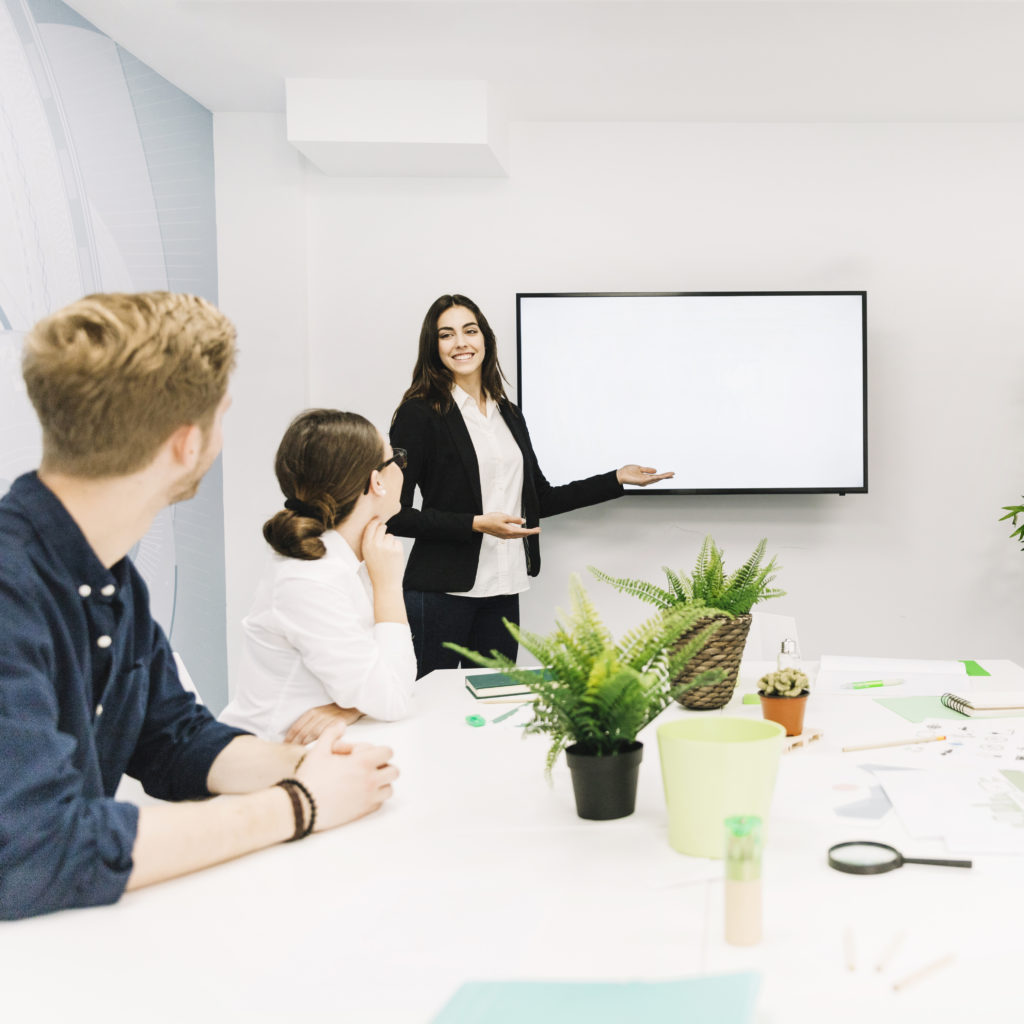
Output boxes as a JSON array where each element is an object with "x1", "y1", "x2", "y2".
[
  {"x1": 217, "y1": 119, "x2": 1024, "y2": 683},
  {"x1": 215, "y1": 113, "x2": 310, "y2": 690}
]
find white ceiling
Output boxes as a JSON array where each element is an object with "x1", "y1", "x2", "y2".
[{"x1": 64, "y1": 1, "x2": 1024, "y2": 121}]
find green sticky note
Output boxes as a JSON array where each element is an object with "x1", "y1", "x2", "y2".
[
  {"x1": 960, "y1": 660, "x2": 991, "y2": 677},
  {"x1": 741, "y1": 693, "x2": 760, "y2": 705},
  {"x1": 431, "y1": 973, "x2": 760, "y2": 1024}
]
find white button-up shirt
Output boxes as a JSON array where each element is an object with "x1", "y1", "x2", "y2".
[
  {"x1": 220, "y1": 530, "x2": 416, "y2": 741},
  {"x1": 450, "y1": 384, "x2": 529, "y2": 598}
]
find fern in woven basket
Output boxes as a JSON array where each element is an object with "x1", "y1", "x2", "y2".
[
  {"x1": 588, "y1": 536, "x2": 785, "y2": 616},
  {"x1": 446, "y1": 575, "x2": 727, "y2": 777}
]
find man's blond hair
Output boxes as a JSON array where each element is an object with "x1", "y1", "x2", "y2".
[{"x1": 23, "y1": 292, "x2": 237, "y2": 478}]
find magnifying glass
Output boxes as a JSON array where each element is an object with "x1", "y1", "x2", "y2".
[{"x1": 828, "y1": 841, "x2": 973, "y2": 875}]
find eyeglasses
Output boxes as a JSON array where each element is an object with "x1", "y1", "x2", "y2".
[
  {"x1": 364, "y1": 448, "x2": 407, "y2": 493},
  {"x1": 379, "y1": 448, "x2": 407, "y2": 473}
]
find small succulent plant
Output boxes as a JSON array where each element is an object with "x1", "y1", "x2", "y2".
[{"x1": 757, "y1": 668, "x2": 809, "y2": 697}]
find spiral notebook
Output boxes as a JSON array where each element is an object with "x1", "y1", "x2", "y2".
[{"x1": 940, "y1": 691, "x2": 1024, "y2": 718}]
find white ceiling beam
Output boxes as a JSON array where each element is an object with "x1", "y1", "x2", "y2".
[{"x1": 285, "y1": 79, "x2": 509, "y2": 177}]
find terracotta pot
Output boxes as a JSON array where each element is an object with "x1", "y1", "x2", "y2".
[{"x1": 759, "y1": 693, "x2": 808, "y2": 737}]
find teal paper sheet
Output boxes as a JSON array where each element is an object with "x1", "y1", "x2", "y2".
[{"x1": 431, "y1": 972, "x2": 760, "y2": 1024}]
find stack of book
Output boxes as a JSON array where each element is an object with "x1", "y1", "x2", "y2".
[{"x1": 464, "y1": 670, "x2": 549, "y2": 701}]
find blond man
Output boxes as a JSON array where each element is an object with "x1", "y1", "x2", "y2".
[{"x1": 0, "y1": 292, "x2": 397, "y2": 920}]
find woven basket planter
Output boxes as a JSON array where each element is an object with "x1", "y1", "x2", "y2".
[{"x1": 671, "y1": 613, "x2": 753, "y2": 710}]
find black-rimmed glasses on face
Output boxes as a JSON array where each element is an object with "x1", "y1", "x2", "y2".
[{"x1": 365, "y1": 448, "x2": 407, "y2": 493}]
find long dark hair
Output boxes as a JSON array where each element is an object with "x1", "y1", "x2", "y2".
[
  {"x1": 262, "y1": 409, "x2": 383, "y2": 561},
  {"x1": 396, "y1": 294, "x2": 511, "y2": 418}
]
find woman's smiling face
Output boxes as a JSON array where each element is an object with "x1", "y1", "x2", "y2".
[{"x1": 437, "y1": 305, "x2": 484, "y2": 386}]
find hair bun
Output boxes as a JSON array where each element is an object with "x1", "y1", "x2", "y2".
[{"x1": 283, "y1": 496, "x2": 324, "y2": 520}]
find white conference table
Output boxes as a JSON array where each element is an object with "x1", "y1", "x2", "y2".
[{"x1": 3, "y1": 660, "x2": 1023, "y2": 1024}]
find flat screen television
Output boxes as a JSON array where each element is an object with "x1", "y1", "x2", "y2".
[{"x1": 515, "y1": 291, "x2": 867, "y2": 495}]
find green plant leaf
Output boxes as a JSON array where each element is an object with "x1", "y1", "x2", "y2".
[
  {"x1": 1001, "y1": 500, "x2": 1024, "y2": 548},
  {"x1": 662, "y1": 566, "x2": 690, "y2": 603},
  {"x1": 595, "y1": 536, "x2": 785, "y2": 617},
  {"x1": 587, "y1": 566, "x2": 675, "y2": 609}
]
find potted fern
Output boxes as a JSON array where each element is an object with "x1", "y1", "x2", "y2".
[
  {"x1": 590, "y1": 536, "x2": 784, "y2": 711},
  {"x1": 446, "y1": 576, "x2": 726, "y2": 820}
]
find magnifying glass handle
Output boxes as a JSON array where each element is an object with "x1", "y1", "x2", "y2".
[{"x1": 902, "y1": 856, "x2": 973, "y2": 868}]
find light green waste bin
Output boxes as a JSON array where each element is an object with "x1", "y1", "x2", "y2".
[{"x1": 656, "y1": 717, "x2": 785, "y2": 858}]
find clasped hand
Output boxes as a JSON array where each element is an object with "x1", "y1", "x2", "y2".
[{"x1": 294, "y1": 721, "x2": 398, "y2": 831}]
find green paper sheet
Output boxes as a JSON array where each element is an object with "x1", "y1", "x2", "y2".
[
  {"x1": 960, "y1": 660, "x2": 992, "y2": 677},
  {"x1": 874, "y1": 696, "x2": 968, "y2": 723},
  {"x1": 430, "y1": 973, "x2": 761, "y2": 1024}
]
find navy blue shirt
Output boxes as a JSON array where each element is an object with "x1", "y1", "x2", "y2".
[{"x1": 0, "y1": 473, "x2": 246, "y2": 919}]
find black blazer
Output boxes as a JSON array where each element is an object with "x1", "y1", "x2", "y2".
[{"x1": 387, "y1": 398, "x2": 623, "y2": 593}]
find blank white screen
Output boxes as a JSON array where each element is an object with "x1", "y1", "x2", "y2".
[{"x1": 517, "y1": 293, "x2": 865, "y2": 492}]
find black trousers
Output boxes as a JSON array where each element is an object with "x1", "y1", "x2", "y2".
[{"x1": 404, "y1": 591, "x2": 520, "y2": 679}]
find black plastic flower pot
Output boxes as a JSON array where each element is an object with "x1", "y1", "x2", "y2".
[{"x1": 564, "y1": 740, "x2": 643, "y2": 820}]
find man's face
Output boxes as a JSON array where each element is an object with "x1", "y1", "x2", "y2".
[{"x1": 169, "y1": 392, "x2": 232, "y2": 504}]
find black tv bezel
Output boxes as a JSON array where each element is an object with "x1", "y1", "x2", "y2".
[{"x1": 515, "y1": 290, "x2": 868, "y2": 496}]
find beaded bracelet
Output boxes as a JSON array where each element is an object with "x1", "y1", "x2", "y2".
[{"x1": 275, "y1": 778, "x2": 317, "y2": 841}]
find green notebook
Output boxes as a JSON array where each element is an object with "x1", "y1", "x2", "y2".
[
  {"x1": 431, "y1": 972, "x2": 760, "y2": 1024},
  {"x1": 465, "y1": 669, "x2": 551, "y2": 700}
]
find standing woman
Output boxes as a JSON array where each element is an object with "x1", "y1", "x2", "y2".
[
  {"x1": 220, "y1": 409, "x2": 416, "y2": 742},
  {"x1": 388, "y1": 294, "x2": 672, "y2": 678}
]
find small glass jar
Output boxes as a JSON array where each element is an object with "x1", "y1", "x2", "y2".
[
  {"x1": 777, "y1": 638, "x2": 798, "y2": 672},
  {"x1": 724, "y1": 815, "x2": 762, "y2": 946}
]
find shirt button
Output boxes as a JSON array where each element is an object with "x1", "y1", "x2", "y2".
[
  {"x1": 96, "y1": 635, "x2": 112, "y2": 649},
  {"x1": 100, "y1": 584, "x2": 116, "y2": 597},
  {"x1": 96, "y1": 704, "x2": 103, "y2": 717},
  {"x1": 78, "y1": 584, "x2": 92, "y2": 597}
]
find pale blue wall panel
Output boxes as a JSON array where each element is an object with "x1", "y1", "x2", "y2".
[{"x1": 0, "y1": 0, "x2": 229, "y2": 709}]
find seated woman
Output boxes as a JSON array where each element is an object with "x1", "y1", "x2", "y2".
[{"x1": 220, "y1": 409, "x2": 415, "y2": 742}]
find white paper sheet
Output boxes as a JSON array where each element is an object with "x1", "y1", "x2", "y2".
[
  {"x1": 815, "y1": 655, "x2": 968, "y2": 694},
  {"x1": 874, "y1": 766, "x2": 1024, "y2": 854},
  {"x1": 820, "y1": 655, "x2": 967, "y2": 675}
]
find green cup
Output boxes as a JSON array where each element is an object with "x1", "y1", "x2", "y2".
[{"x1": 656, "y1": 716, "x2": 785, "y2": 858}]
